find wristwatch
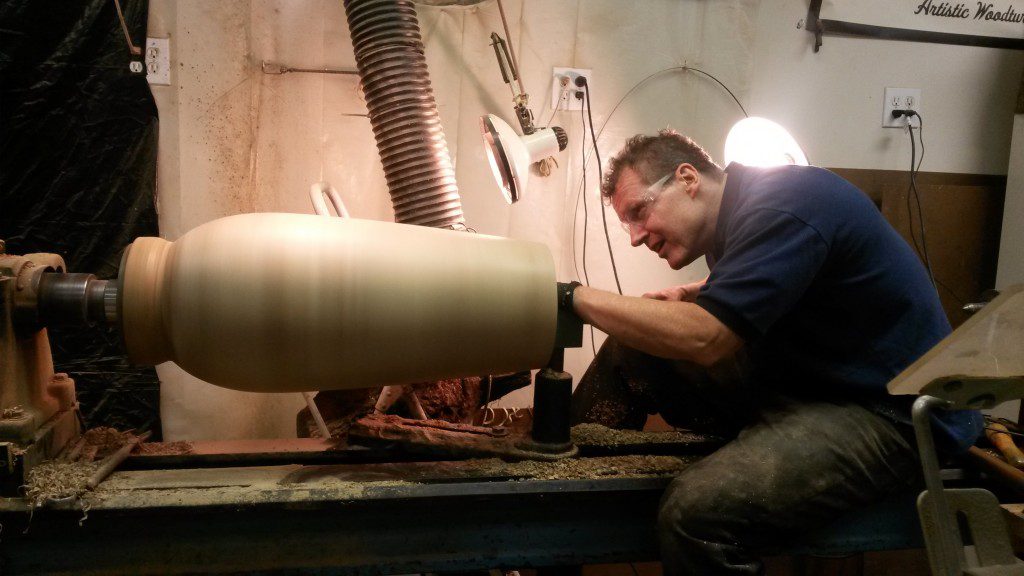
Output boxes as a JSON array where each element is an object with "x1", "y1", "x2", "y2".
[{"x1": 557, "y1": 281, "x2": 582, "y2": 311}]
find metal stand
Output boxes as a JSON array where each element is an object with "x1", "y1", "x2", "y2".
[
  {"x1": 531, "y1": 349, "x2": 573, "y2": 450},
  {"x1": 530, "y1": 299, "x2": 584, "y2": 453},
  {"x1": 0, "y1": 250, "x2": 81, "y2": 495},
  {"x1": 913, "y1": 396, "x2": 1024, "y2": 576}
]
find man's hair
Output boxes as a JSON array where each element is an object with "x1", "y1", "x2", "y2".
[{"x1": 601, "y1": 129, "x2": 724, "y2": 199}]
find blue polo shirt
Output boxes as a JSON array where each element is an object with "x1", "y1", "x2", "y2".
[{"x1": 695, "y1": 163, "x2": 982, "y2": 453}]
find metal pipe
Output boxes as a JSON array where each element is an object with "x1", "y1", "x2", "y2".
[
  {"x1": 37, "y1": 273, "x2": 118, "y2": 325},
  {"x1": 531, "y1": 367, "x2": 572, "y2": 448},
  {"x1": 912, "y1": 395, "x2": 965, "y2": 575},
  {"x1": 343, "y1": 0, "x2": 465, "y2": 228}
]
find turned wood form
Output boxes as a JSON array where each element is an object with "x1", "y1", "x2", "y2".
[{"x1": 119, "y1": 213, "x2": 557, "y2": 392}]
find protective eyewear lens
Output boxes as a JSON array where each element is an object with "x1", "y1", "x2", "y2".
[{"x1": 619, "y1": 172, "x2": 674, "y2": 233}]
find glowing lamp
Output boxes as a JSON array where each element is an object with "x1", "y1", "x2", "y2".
[
  {"x1": 480, "y1": 114, "x2": 568, "y2": 204},
  {"x1": 724, "y1": 117, "x2": 809, "y2": 167}
]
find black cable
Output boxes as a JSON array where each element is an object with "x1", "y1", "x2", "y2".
[
  {"x1": 899, "y1": 113, "x2": 966, "y2": 305},
  {"x1": 589, "y1": 66, "x2": 747, "y2": 156},
  {"x1": 569, "y1": 66, "x2": 745, "y2": 284},
  {"x1": 685, "y1": 67, "x2": 749, "y2": 118},
  {"x1": 911, "y1": 121, "x2": 965, "y2": 306},
  {"x1": 583, "y1": 80, "x2": 623, "y2": 295},
  {"x1": 567, "y1": 65, "x2": 748, "y2": 356},
  {"x1": 570, "y1": 133, "x2": 584, "y2": 286},
  {"x1": 904, "y1": 125, "x2": 926, "y2": 258},
  {"x1": 908, "y1": 114, "x2": 938, "y2": 295},
  {"x1": 581, "y1": 103, "x2": 597, "y2": 355},
  {"x1": 580, "y1": 104, "x2": 591, "y2": 290}
]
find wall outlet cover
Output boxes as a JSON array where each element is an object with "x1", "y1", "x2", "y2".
[
  {"x1": 552, "y1": 67, "x2": 593, "y2": 111},
  {"x1": 882, "y1": 87, "x2": 921, "y2": 128},
  {"x1": 146, "y1": 37, "x2": 171, "y2": 86}
]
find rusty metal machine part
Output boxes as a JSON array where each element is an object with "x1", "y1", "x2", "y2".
[
  {"x1": 36, "y1": 273, "x2": 118, "y2": 326},
  {"x1": 344, "y1": 0, "x2": 465, "y2": 228},
  {"x1": 4, "y1": 248, "x2": 118, "y2": 329},
  {"x1": 0, "y1": 250, "x2": 81, "y2": 495}
]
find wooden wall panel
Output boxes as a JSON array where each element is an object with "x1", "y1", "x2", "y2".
[{"x1": 830, "y1": 168, "x2": 1006, "y2": 327}]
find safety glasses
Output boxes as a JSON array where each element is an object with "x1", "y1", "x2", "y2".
[{"x1": 619, "y1": 170, "x2": 675, "y2": 234}]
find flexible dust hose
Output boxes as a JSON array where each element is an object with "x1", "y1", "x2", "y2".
[{"x1": 343, "y1": 0, "x2": 465, "y2": 228}]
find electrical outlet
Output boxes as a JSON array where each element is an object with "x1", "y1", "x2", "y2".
[
  {"x1": 551, "y1": 67, "x2": 593, "y2": 111},
  {"x1": 882, "y1": 87, "x2": 921, "y2": 128},
  {"x1": 145, "y1": 37, "x2": 170, "y2": 86}
]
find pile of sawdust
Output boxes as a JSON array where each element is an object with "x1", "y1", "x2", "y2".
[
  {"x1": 571, "y1": 423, "x2": 705, "y2": 447},
  {"x1": 22, "y1": 460, "x2": 97, "y2": 508},
  {"x1": 135, "y1": 441, "x2": 195, "y2": 456},
  {"x1": 582, "y1": 400, "x2": 632, "y2": 427},
  {"x1": 80, "y1": 427, "x2": 135, "y2": 460},
  {"x1": 411, "y1": 377, "x2": 481, "y2": 422},
  {"x1": 462, "y1": 454, "x2": 692, "y2": 481}
]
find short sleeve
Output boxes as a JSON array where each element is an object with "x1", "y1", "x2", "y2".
[{"x1": 695, "y1": 208, "x2": 829, "y2": 342}]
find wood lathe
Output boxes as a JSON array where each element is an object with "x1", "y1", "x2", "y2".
[
  {"x1": 0, "y1": 213, "x2": 594, "y2": 492},
  {"x1": 0, "y1": 222, "x2": 723, "y2": 575}
]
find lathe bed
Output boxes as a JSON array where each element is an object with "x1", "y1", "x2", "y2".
[{"x1": 0, "y1": 435, "x2": 714, "y2": 575}]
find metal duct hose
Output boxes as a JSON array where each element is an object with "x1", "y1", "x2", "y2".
[{"x1": 344, "y1": 0, "x2": 465, "y2": 228}]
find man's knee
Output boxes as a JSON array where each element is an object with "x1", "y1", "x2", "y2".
[{"x1": 658, "y1": 474, "x2": 719, "y2": 541}]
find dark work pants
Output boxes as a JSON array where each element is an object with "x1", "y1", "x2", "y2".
[{"x1": 570, "y1": 339, "x2": 921, "y2": 576}]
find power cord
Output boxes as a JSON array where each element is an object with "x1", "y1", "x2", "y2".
[
  {"x1": 570, "y1": 66, "x2": 748, "y2": 295},
  {"x1": 578, "y1": 75, "x2": 624, "y2": 296},
  {"x1": 579, "y1": 104, "x2": 592, "y2": 290},
  {"x1": 567, "y1": 66, "x2": 748, "y2": 357},
  {"x1": 891, "y1": 110, "x2": 966, "y2": 305},
  {"x1": 580, "y1": 102, "x2": 597, "y2": 355}
]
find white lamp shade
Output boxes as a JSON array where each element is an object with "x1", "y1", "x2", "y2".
[
  {"x1": 480, "y1": 114, "x2": 562, "y2": 204},
  {"x1": 724, "y1": 117, "x2": 809, "y2": 168}
]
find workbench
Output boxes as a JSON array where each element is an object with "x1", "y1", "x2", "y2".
[
  {"x1": 0, "y1": 436, "x2": 705, "y2": 575},
  {"x1": 0, "y1": 430, "x2": 928, "y2": 575}
]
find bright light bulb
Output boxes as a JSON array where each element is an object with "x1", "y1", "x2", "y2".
[{"x1": 724, "y1": 117, "x2": 809, "y2": 167}]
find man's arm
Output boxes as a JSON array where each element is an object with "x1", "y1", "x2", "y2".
[
  {"x1": 642, "y1": 276, "x2": 708, "y2": 302},
  {"x1": 572, "y1": 285, "x2": 743, "y2": 366}
]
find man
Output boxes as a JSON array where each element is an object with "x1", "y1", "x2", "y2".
[{"x1": 562, "y1": 130, "x2": 982, "y2": 575}]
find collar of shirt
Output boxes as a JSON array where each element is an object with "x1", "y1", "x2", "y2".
[{"x1": 711, "y1": 162, "x2": 747, "y2": 264}]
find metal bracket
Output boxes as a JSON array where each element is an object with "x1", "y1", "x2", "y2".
[
  {"x1": 805, "y1": 0, "x2": 1024, "y2": 52},
  {"x1": 913, "y1": 396, "x2": 1024, "y2": 575}
]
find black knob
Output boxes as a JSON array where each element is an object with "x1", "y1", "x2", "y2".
[{"x1": 552, "y1": 126, "x2": 568, "y2": 151}]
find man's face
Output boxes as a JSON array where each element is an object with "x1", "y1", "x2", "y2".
[{"x1": 611, "y1": 165, "x2": 710, "y2": 270}]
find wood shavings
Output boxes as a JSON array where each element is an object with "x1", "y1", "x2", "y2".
[
  {"x1": 135, "y1": 441, "x2": 195, "y2": 456},
  {"x1": 18, "y1": 427, "x2": 143, "y2": 529},
  {"x1": 570, "y1": 423, "x2": 708, "y2": 447},
  {"x1": 81, "y1": 427, "x2": 136, "y2": 459},
  {"x1": 22, "y1": 459, "x2": 98, "y2": 523},
  {"x1": 460, "y1": 455, "x2": 694, "y2": 481}
]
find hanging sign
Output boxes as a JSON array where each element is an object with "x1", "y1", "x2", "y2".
[{"x1": 821, "y1": 0, "x2": 1023, "y2": 40}]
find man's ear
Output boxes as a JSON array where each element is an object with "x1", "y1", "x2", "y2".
[{"x1": 678, "y1": 163, "x2": 700, "y2": 198}]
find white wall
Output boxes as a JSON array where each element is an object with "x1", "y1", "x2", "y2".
[
  {"x1": 749, "y1": 0, "x2": 1022, "y2": 174},
  {"x1": 147, "y1": 0, "x2": 1023, "y2": 439},
  {"x1": 998, "y1": 113, "x2": 1024, "y2": 289}
]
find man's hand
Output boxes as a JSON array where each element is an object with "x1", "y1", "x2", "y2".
[
  {"x1": 572, "y1": 284, "x2": 743, "y2": 366},
  {"x1": 642, "y1": 279, "x2": 707, "y2": 302}
]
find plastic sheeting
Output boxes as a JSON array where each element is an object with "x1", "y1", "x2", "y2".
[
  {"x1": 0, "y1": 1, "x2": 162, "y2": 435},
  {"x1": 150, "y1": 0, "x2": 756, "y2": 440}
]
